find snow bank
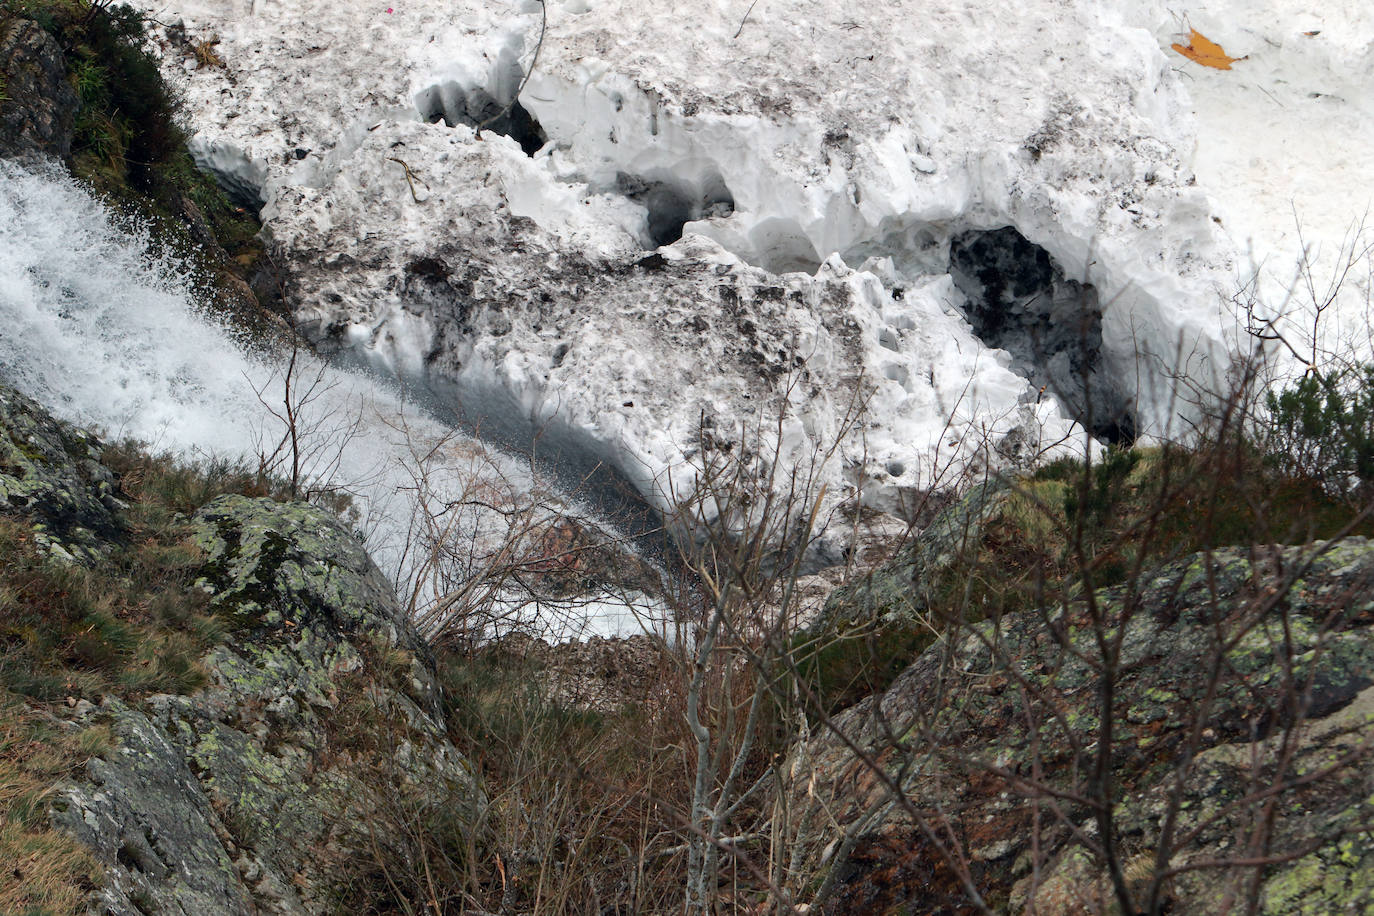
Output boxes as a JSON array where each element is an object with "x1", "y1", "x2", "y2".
[
  {"x1": 132, "y1": 0, "x2": 1370, "y2": 553},
  {"x1": 1127, "y1": 0, "x2": 1374, "y2": 365}
]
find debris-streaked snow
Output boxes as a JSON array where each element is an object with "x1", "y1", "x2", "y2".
[{"x1": 136, "y1": 0, "x2": 1373, "y2": 555}]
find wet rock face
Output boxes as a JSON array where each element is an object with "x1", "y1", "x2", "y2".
[
  {"x1": 0, "y1": 19, "x2": 77, "y2": 162},
  {"x1": 0, "y1": 385, "x2": 123, "y2": 563},
  {"x1": 950, "y1": 227, "x2": 1132, "y2": 442},
  {"x1": 53, "y1": 494, "x2": 480, "y2": 914},
  {"x1": 789, "y1": 540, "x2": 1374, "y2": 913}
]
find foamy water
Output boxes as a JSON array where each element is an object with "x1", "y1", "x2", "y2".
[{"x1": 0, "y1": 160, "x2": 664, "y2": 639}]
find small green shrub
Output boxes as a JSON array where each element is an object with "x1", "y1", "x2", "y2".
[
  {"x1": 792, "y1": 622, "x2": 932, "y2": 719},
  {"x1": 35, "y1": 2, "x2": 182, "y2": 190},
  {"x1": 1265, "y1": 365, "x2": 1374, "y2": 502}
]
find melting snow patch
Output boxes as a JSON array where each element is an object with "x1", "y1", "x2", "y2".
[{"x1": 142, "y1": 0, "x2": 1320, "y2": 567}]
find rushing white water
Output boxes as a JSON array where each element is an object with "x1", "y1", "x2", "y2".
[{"x1": 0, "y1": 159, "x2": 665, "y2": 639}]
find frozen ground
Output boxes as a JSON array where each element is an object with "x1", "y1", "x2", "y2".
[{"x1": 131, "y1": 0, "x2": 1372, "y2": 559}]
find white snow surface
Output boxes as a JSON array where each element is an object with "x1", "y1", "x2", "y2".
[
  {"x1": 1130, "y1": 0, "x2": 1374, "y2": 357},
  {"x1": 135, "y1": 0, "x2": 1373, "y2": 551}
]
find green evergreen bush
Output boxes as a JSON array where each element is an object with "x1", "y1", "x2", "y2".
[{"x1": 1265, "y1": 364, "x2": 1374, "y2": 502}]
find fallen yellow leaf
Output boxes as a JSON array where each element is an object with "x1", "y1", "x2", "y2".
[{"x1": 1171, "y1": 28, "x2": 1246, "y2": 70}]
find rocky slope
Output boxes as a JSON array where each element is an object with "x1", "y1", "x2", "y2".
[
  {"x1": 7, "y1": 3, "x2": 1374, "y2": 913},
  {"x1": 58, "y1": 495, "x2": 480, "y2": 915},
  {"x1": 0, "y1": 17, "x2": 77, "y2": 163},
  {"x1": 788, "y1": 531, "x2": 1374, "y2": 913},
  {"x1": 1, "y1": 380, "x2": 479, "y2": 914}
]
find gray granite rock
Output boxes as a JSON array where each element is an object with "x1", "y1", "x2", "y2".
[
  {"x1": 50, "y1": 493, "x2": 480, "y2": 914},
  {"x1": 0, "y1": 384, "x2": 123, "y2": 563}
]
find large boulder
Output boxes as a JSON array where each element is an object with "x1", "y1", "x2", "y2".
[
  {"x1": 0, "y1": 18, "x2": 77, "y2": 162},
  {"x1": 791, "y1": 481, "x2": 1013, "y2": 714},
  {"x1": 54, "y1": 494, "x2": 480, "y2": 914},
  {"x1": 787, "y1": 540, "x2": 1374, "y2": 913},
  {"x1": 810, "y1": 481, "x2": 1009, "y2": 637}
]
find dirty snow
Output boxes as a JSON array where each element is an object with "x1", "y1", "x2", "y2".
[
  {"x1": 0, "y1": 160, "x2": 669, "y2": 640},
  {"x1": 131, "y1": 0, "x2": 1373, "y2": 558}
]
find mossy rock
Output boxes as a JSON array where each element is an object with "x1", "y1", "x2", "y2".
[
  {"x1": 0, "y1": 383, "x2": 124, "y2": 563},
  {"x1": 793, "y1": 481, "x2": 1014, "y2": 715},
  {"x1": 191, "y1": 494, "x2": 399, "y2": 636},
  {"x1": 789, "y1": 539, "x2": 1374, "y2": 914},
  {"x1": 53, "y1": 496, "x2": 481, "y2": 913}
]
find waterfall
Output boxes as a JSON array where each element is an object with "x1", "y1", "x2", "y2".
[{"x1": 0, "y1": 159, "x2": 663, "y2": 638}]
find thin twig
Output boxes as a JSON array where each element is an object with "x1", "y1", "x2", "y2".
[
  {"x1": 733, "y1": 0, "x2": 762, "y2": 39},
  {"x1": 477, "y1": 0, "x2": 546, "y2": 135},
  {"x1": 386, "y1": 156, "x2": 425, "y2": 203}
]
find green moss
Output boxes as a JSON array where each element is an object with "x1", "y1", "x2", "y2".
[
  {"x1": 790, "y1": 619, "x2": 933, "y2": 717},
  {"x1": 0, "y1": 431, "x2": 315, "y2": 707},
  {"x1": 12, "y1": 1, "x2": 273, "y2": 338}
]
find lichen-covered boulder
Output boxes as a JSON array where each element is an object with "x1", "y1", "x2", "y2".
[
  {"x1": 787, "y1": 540, "x2": 1374, "y2": 914},
  {"x1": 0, "y1": 18, "x2": 77, "y2": 162},
  {"x1": 52, "y1": 698, "x2": 255, "y2": 915},
  {"x1": 55, "y1": 496, "x2": 480, "y2": 915},
  {"x1": 0, "y1": 384, "x2": 123, "y2": 563}
]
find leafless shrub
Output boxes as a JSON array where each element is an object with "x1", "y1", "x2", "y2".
[
  {"x1": 329, "y1": 235, "x2": 1374, "y2": 915},
  {"x1": 774, "y1": 240, "x2": 1374, "y2": 914}
]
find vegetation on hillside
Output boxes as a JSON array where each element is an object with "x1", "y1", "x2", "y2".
[
  {"x1": 5, "y1": 1, "x2": 1374, "y2": 913},
  {"x1": 0, "y1": 440, "x2": 305, "y2": 915},
  {"x1": 2, "y1": 0, "x2": 272, "y2": 332}
]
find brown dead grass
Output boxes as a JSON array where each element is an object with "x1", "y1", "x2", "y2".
[{"x1": 0, "y1": 696, "x2": 103, "y2": 915}]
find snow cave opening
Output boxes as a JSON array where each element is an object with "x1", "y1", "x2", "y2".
[
  {"x1": 615, "y1": 170, "x2": 735, "y2": 248},
  {"x1": 415, "y1": 80, "x2": 548, "y2": 157},
  {"x1": 948, "y1": 226, "x2": 1135, "y2": 444}
]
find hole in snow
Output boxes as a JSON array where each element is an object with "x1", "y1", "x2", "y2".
[
  {"x1": 842, "y1": 218, "x2": 949, "y2": 278},
  {"x1": 615, "y1": 170, "x2": 735, "y2": 248},
  {"x1": 684, "y1": 214, "x2": 821, "y2": 275},
  {"x1": 187, "y1": 138, "x2": 267, "y2": 214},
  {"x1": 948, "y1": 226, "x2": 1134, "y2": 444},
  {"x1": 415, "y1": 73, "x2": 547, "y2": 157}
]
